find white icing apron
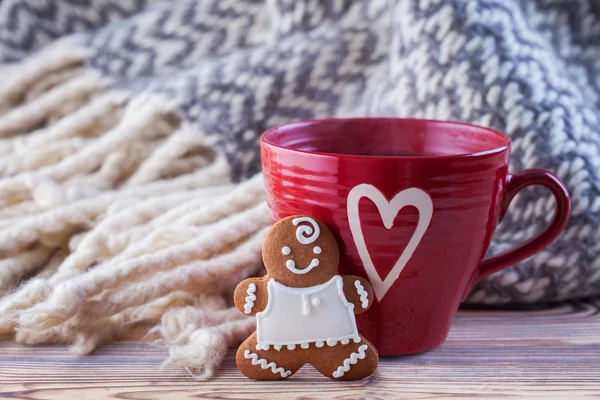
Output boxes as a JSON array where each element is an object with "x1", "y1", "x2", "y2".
[{"x1": 256, "y1": 275, "x2": 359, "y2": 346}]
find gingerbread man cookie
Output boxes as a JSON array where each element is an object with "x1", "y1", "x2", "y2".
[{"x1": 234, "y1": 215, "x2": 378, "y2": 380}]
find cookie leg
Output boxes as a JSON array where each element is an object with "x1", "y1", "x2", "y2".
[
  {"x1": 236, "y1": 333, "x2": 305, "y2": 380},
  {"x1": 309, "y1": 336, "x2": 379, "y2": 380}
]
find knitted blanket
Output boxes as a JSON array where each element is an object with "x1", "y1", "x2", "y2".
[{"x1": 0, "y1": 0, "x2": 598, "y2": 377}]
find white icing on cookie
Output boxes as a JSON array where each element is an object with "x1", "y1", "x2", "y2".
[
  {"x1": 301, "y1": 294, "x2": 311, "y2": 316},
  {"x1": 244, "y1": 350, "x2": 292, "y2": 378},
  {"x1": 285, "y1": 258, "x2": 320, "y2": 275},
  {"x1": 301, "y1": 343, "x2": 309, "y2": 349},
  {"x1": 287, "y1": 344, "x2": 296, "y2": 350},
  {"x1": 292, "y1": 217, "x2": 320, "y2": 244},
  {"x1": 332, "y1": 345, "x2": 368, "y2": 378},
  {"x1": 256, "y1": 343, "x2": 270, "y2": 351},
  {"x1": 354, "y1": 280, "x2": 369, "y2": 309},
  {"x1": 274, "y1": 345, "x2": 282, "y2": 351},
  {"x1": 341, "y1": 338, "x2": 350, "y2": 345},
  {"x1": 244, "y1": 283, "x2": 257, "y2": 314},
  {"x1": 283, "y1": 219, "x2": 321, "y2": 274},
  {"x1": 255, "y1": 276, "x2": 360, "y2": 349}
]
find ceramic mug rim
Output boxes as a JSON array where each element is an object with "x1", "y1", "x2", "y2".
[{"x1": 261, "y1": 117, "x2": 511, "y2": 161}]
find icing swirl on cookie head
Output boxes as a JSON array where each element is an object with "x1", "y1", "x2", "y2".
[
  {"x1": 292, "y1": 217, "x2": 320, "y2": 244},
  {"x1": 261, "y1": 215, "x2": 340, "y2": 287}
]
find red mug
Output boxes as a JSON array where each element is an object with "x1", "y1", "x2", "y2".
[{"x1": 260, "y1": 118, "x2": 570, "y2": 356}]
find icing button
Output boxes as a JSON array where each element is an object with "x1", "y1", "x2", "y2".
[
  {"x1": 301, "y1": 343, "x2": 309, "y2": 349},
  {"x1": 287, "y1": 344, "x2": 296, "y2": 350},
  {"x1": 311, "y1": 297, "x2": 321, "y2": 306},
  {"x1": 316, "y1": 341, "x2": 324, "y2": 348}
]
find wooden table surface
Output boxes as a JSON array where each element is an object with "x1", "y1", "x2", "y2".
[{"x1": 1, "y1": 298, "x2": 599, "y2": 399}]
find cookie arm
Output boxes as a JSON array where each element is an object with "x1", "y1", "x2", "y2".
[
  {"x1": 342, "y1": 275, "x2": 374, "y2": 314},
  {"x1": 234, "y1": 278, "x2": 268, "y2": 316}
]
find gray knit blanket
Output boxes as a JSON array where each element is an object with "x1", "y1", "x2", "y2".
[
  {"x1": 0, "y1": 0, "x2": 598, "y2": 373},
  {"x1": 2, "y1": 0, "x2": 599, "y2": 303}
]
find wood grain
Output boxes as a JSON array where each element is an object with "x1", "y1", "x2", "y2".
[{"x1": 1, "y1": 299, "x2": 599, "y2": 399}]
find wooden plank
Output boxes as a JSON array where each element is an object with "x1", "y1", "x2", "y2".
[{"x1": 1, "y1": 299, "x2": 599, "y2": 399}]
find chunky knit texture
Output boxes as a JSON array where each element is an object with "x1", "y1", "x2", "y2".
[{"x1": 0, "y1": 0, "x2": 598, "y2": 377}]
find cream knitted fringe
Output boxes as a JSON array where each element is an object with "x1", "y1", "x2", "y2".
[{"x1": 0, "y1": 41, "x2": 268, "y2": 379}]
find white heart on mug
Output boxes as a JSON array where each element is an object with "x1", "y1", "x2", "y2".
[{"x1": 347, "y1": 184, "x2": 433, "y2": 301}]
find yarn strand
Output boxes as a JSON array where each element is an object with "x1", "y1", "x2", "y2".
[{"x1": 0, "y1": 38, "x2": 270, "y2": 378}]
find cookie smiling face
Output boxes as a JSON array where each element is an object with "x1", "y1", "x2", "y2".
[{"x1": 262, "y1": 215, "x2": 340, "y2": 287}]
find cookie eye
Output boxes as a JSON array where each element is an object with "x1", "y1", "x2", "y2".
[
  {"x1": 313, "y1": 246, "x2": 322, "y2": 254},
  {"x1": 282, "y1": 246, "x2": 291, "y2": 255}
]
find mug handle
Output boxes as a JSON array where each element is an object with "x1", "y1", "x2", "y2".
[{"x1": 462, "y1": 169, "x2": 571, "y2": 300}]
